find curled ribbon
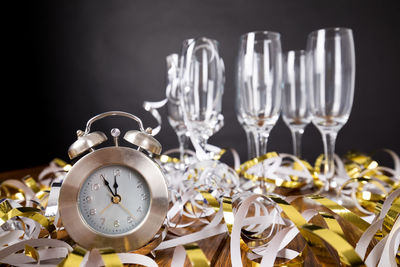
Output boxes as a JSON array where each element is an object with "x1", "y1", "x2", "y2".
[{"x1": 1, "y1": 106, "x2": 400, "y2": 267}]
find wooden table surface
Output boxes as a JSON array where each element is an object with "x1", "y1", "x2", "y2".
[{"x1": 0, "y1": 166, "x2": 348, "y2": 266}]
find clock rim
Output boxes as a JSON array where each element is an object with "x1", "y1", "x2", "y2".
[{"x1": 58, "y1": 146, "x2": 168, "y2": 252}]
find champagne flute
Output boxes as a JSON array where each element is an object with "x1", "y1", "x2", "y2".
[
  {"x1": 306, "y1": 28, "x2": 355, "y2": 193},
  {"x1": 236, "y1": 31, "x2": 282, "y2": 159},
  {"x1": 282, "y1": 50, "x2": 311, "y2": 158},
  {"x1": 180, "y1": 37, "x2": 225, "y2": 158},
  {"x1": 166, "y1": 53, "x2": 189, "y2": 162}
]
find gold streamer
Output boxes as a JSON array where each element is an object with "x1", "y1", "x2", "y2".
[
  {"x1": 213, "y1": 148, "x2": 227, "y2": 161},
  {"x1": 238, "y1": 152, "x2": 308, "y2": 189},
  {"x1": 2, "y1": 150, "x2": 400, "y2": 266},
  {"x1": 53, "y1": 158, "x2": 72, "y2": 171},
  {"x1": 184, "y1": 242, "x2": 210, "y2": 267},
  {"x1": 382, "y1": 197, "x2": 400, "y2": 236},
  {"x1": 270, "y1": 196, "x2": 365, "y2": 266},
  {"x1": 199, "y1": 190, "x2": 261, "y2": 263},
  {"x1": 158, "y1": 154, "x2": 180, "y2": 164},
  {"x1": 344, "y1": 151, "x2": 377, "y2": 179},
  {"x1": 270, "y1": 197, "x2": 307, "y2": 226},
  {"x1": 0, "y1": 204, "x2": 55, "y2": 233},
  {"x1": 308, "y1": 195, "x2": 370, "y2": 231},
  {"x1": 24, "y1": 244, "x2": 39, "y2": 262},
  {"x1": 301, "y1": 224, "x2": 364, "y2": 266},
  {"x1": 57, "y1": 246, "x2": 87, "y2": 267},
  {"x1": 221, "y1": 196, "x2": 234, "y2": 233},
  {"x1": 23, "y1": 176, "x2": 41, "y2": 194},
  {"x1": 99, "y1": 248, "x2": 123, "y2": 267},
  {"x1": 0, "y1": 199, "x2": 13, "y2": 214},
  {"x1": 199, "y1": 191, "x2": 234, "y2": 234},
  {"x1": 318, "y1": 211, "x2": 345, "y2": 239},
  {"x1": 0, "y1": 181, "x2": 26, "y2": 201}
]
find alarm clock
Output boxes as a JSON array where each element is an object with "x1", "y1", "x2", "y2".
[{"x1": 58, "y1": 111, "x2": 169, "y2": 252}]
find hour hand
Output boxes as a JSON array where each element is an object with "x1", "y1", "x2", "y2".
[{"x1": 101, "y1": 174, "x2": 115, "y2": 196}]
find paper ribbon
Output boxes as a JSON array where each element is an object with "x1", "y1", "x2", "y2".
[{"x1": 2, "y1": 147, "x2": 400, "y2": 266}]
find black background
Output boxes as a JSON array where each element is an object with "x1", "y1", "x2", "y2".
[{"x1": 2, "y1": 0, "x2": 399, "y2": 172}]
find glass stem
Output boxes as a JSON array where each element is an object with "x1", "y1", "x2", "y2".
[
  {"x1": 245, "y1": 129, "x2": 256, "y2": 160},
  {"x1": 291, "y1": 128, "x2": 304, "y2": 158},
  {"x1": 321, "y1": 131, "x2": 337, "y2": 189},
  {"x1": 250, "y1": 130, "x2": 270, "y2": 191},
  {"x1": 254, "y1": 131, "x2": 269, "y2": 157},
  {"x1": 177, "y1": 133, "x2": 189, "y2": 162}
]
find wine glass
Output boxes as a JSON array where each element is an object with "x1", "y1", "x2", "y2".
[
  {"x1": 282, "y1": 50, "x2": 311, "y2": 158},
  {"x1": 306, "y1": 27, "x2": 355, "y2": 193},
  {"x1": 180, "y1": 37, "x2": 225, "y2": 158},
  {"x1": 236, "y1": 31, "x2": 282, "y2": 159},
  {"x1": 166, "y1": 53, "x2": 189, "y2": 162}
]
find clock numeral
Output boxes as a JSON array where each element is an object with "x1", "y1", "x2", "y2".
[
  {"x1": 141, "y1": 193, "x2": 148, "y2": 201},
  {"x1": 86, "y1": 196, "x2": 93, "y2": 202},
  {"x1": 114, "y1": 169, "x2": 120, "y2": 176},
  {"x1": 137, "y1": 206, "x2": 142, "y2": 213},
  {"x1": 91, "y1": 183, "x2": 100, "y2": 191},
  {"x1": 127, "y1": 216, "x2": 134, "y2": 224},
  {"x1": 137, "y1": 182, "x2": 143, "y2": 189},
  {"x1": 90, "y1": 209, "x2": 96, "y2": 215},
  {"x1": 100, "y1": 218, "x2": 105, "y2": 225},
  {"x1": 114, "y1": 220, "x2": 120, "y2": 227}
]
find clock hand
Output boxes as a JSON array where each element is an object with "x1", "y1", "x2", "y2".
[
  {"x1": 113, "y1": 173, "x2": 118, "y2": 196},
  {"x1": 100, "y1": 202, "x2": 113, "y2": 215},
  {"x1": 118, "y1": 202, "x2": 135, "y2": 218},
  {"x1": 101, "y1": 174, "x2": 115, "y2": 197}
]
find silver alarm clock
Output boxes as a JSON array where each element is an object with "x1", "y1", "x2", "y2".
[{"x1": 58, "y1": 111, "x2": 168, "y2": 252}]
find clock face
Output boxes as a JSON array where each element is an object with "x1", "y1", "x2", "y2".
[{"x1": 78, "y1": 165, "x2": 151, "y2": 235}]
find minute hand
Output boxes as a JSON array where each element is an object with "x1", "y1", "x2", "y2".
[
  {"x1": 113, "y1": 174, "x2": 118, "y2": 195},
  {"x1": 101, "y1": 174, "x2": 115, "y2": 196}
]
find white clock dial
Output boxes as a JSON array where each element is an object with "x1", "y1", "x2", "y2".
[{"x1": 78, "y1": 165, "x2": 151, "y2": 235}]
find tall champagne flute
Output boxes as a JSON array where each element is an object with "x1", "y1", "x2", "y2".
[
  {"x1": 236, "y1": 31, "x2": 282, "y2": 159},
  {"x1": 282, "y1": 50, "x2": 311, "y2": 158},
  {"x1": 180, "y1": 37, "x2": 225, "y2": 156},
  {"x1": 306, "y1": 28, "x2": 355, "y2": 192},
  {"x1": 166, "y1": 53, "x2": 189, "y2": 162}
]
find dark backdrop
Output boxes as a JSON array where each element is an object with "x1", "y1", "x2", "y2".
[{"x1": 2, "y1": 0, "x2": 400, "y2": 172}]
